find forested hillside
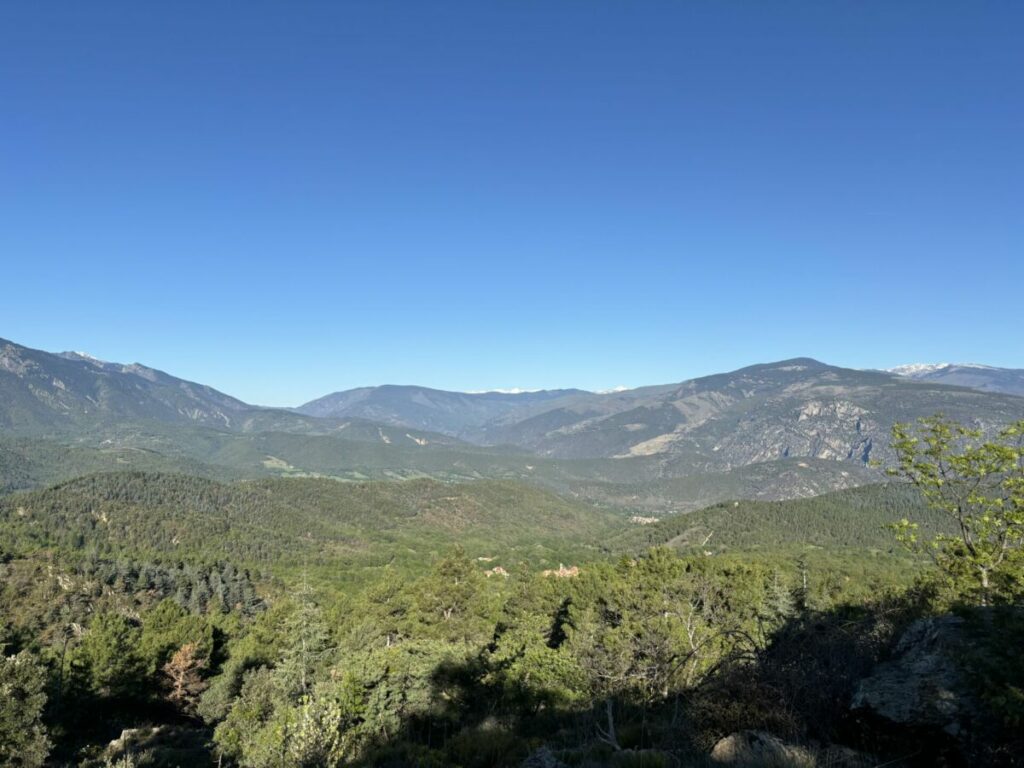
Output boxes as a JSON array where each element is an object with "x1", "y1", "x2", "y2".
[
  {"x1": 0, "y1": 436, "x2": 243, "y2": 493},
  {"x1": 0, "y1": 472, "x2": 622, "y2": 576},
  {"x1": 3, "y1": 339, "x2": 1024, "y2": 767},
  {"x1": 3, "y1": 432, "x2": 1022, "y2": 768},
  {"x1": 615, "y1": 483, "x2": 947, "y2": 553}
]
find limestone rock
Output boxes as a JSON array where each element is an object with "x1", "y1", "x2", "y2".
[
  {"x1": 105, "y1": 725, "x2": 162, "y2": 757},
  {"x1": 709, "y1": 730, "x2": 814, "y2": 766}
]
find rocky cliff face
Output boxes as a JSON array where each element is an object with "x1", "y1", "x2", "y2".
[{"x1": 476, "y1": 360, "x2": 1024, "y2": 469}]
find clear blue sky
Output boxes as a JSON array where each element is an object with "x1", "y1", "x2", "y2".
[{"x1": 2, "y1": 2, "x2": 1021, "y2": 406}]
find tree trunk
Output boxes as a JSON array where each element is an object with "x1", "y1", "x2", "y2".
[{"x1": 603, "y1": 698, "x2": 620, "y2": 751}]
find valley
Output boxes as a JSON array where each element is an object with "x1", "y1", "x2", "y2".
[
  {"x1": 6, "y1": 6, "x2": 1022, "y2": 765},
  {"x1": 3, "y1": 334, "x2": 1023, "y2": 767},
  {"x1": 5, "y1": 336, "x2": 1024, "y2": 513}
]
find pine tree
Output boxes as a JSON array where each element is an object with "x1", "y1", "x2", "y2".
[
  {"x1": 764, "y1": 569, "x2": 795, "y2": 627},
  {"x1": 279, "y1": 575, "x2": 332, "y2": 698},
  {"x1": 0, "y1": 651, "x2": 51, "y2": 767},
  {"x1": 77, "y1": 612, "x2": 145, "y2": 697}
]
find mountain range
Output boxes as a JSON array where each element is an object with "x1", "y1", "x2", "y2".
[
  {"x1": 296, "y1": 385, "x2": 591, "y2": 435},
  {"x1": 886, "y1": 362, "x2": 1024, "y2": 397},
  {"x1": 2, "y1": 335, "x2": 1023, "y2": 511},
  {"x1": 295, "y1": 358, "x2": 1024, "y2": 469}
]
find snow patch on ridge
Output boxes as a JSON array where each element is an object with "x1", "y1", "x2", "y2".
[{"x1": 887, "y1": 363, "x2": 997, "y2": 376}]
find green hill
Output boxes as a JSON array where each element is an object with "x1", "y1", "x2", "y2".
[
  {"x1": 0, "y1": 472, "x2": 623, "y2": 579},
  {"x1": 612, "y1": 482, "x2": 951, "y2": 554},
  {"x1": 0, "y1": 435, "x2": 244, "y2": 493}
]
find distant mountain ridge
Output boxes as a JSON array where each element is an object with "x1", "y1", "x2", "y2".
[
  {"x1": 0, "y1": 337, "x2": 253, "y2": 433},
  {"x1": 0, "y1": 338, "x2": 464, "y2": 447},
  {"x1": 296, "y1": 384, "x2": 590, "y2": 436},
  {"x1": 886, "y1": 362, "x2": 1024, "y2": 397},
  {"x1": 3, "y1": 336, "x2": 1024, "y2": 509},
  {"x1": 298, "y1": 358, "x2": 1024, "y2": 466},
  {"x1": 493, "y1": 359, "x2": 1024, "y2": 463}
]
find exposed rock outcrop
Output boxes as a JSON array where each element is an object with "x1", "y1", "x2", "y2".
[
  {"x1": 709, "y1": 731, "x2": 875, "y2": 767},
  {"x1": 851, "y1": 616, "x2": 970, "y2": 736},
  {"x1": 709, "y1": 730, "x2": 814, "y2": 766}
]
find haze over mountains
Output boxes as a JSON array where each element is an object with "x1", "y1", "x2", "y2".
[
  {"x1": 296, "y1": 385, "x2": 590, "y2": 437},
  {"x1": 3, "y1": 335, "x2": 1023, "y2": 510}
]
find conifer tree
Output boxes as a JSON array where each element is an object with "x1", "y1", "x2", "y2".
[
  {"x1": 279, "y1": 575, "x2": 332, "y2": 698},
  {"x1": 0, "y1": 651, "x2": 50, "y2": 767},
  {"x1": 77, "y1": 612, "x2": 145, "y2": 697}
]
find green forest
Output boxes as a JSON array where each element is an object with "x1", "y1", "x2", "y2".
[{"x1": 2, "y1": 417, "x2": 1023, "y2": 767}]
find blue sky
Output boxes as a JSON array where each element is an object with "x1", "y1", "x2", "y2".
[{"x1": 2, "y1": 2, "x2": 1021, "y2": 406}]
